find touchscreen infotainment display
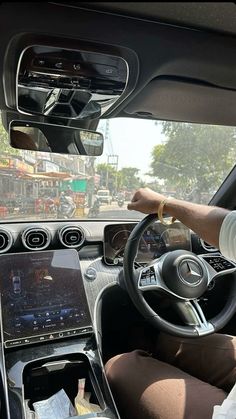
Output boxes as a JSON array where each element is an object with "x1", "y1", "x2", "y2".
[{"x1": 0, "y1": 249, "x2": 91, "y2": 345}]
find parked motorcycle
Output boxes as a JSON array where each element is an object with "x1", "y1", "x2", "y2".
[{"x1": 58, "y1": 194, "x2": 76, "y2": 218}]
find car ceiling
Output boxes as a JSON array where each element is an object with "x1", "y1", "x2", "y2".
[
  {"x1": 2, "y1": 2, "x2": 236, "y2": 126},
  {"x1": 71, "y1": 2, "x2": 236, "y2": 37}
]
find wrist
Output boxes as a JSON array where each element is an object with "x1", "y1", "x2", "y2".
[
  {"x1": 155, "y1": 194, "x2": 167, "y2": 209},
  {"x1": 158, "y1": 197, "x2": 176, "y2": 225}
]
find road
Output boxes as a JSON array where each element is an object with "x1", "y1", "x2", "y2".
[
  {"x1": 1, "y1": 202, "x2": 143, "y2": 221},
  {"x1": 91, "y1": 202, "x2": 142, "y2": 220}
]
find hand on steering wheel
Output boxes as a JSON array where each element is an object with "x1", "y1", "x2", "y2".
[{"x1": 123, "y1": 214, "x2": 236, "y2": 337}]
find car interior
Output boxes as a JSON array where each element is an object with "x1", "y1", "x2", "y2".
[{"x1": 1, "y1": 2, "x2": 236, "y2": 418}]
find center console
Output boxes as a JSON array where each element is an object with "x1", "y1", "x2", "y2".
[{"x1": 0, "y1": 249, "x2": 119, "y2": 419}]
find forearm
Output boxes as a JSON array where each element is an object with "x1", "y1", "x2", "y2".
[
  {"x1": 164, "y1": 198, "x2": 229, "y2": 249},
  {"x1": 128, "y1": 188, "x2": 230, "y2": 249}
]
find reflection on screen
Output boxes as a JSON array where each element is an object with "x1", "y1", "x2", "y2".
[{"x1": 104, "y1": 222, "x2": 191, "y2": 265}]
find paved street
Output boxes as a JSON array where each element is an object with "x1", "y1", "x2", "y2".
[
  {"x1": 1, "y1": 201, "x2": 143, "y2": 221},
  {"x1": 96, "y1": 202, "x2": 142, "y2": 219}
]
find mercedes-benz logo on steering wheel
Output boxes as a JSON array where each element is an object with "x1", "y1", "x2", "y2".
[{"x1": 178, "y1": 259, "x2": 203, "y2": 286}]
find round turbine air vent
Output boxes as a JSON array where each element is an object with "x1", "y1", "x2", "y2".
[
  {"x1": 0, "y1": 229, "x2": 13, "y2": 253},
  {"x1": 200, "y1": 238, "x2": 218, "y2": 252},
  {"x1": 58, "y1": 225, "x2": 85, "y2": 248},
  {"x1": 22, "y1": 227, "x2": 51, "y2": 250}
]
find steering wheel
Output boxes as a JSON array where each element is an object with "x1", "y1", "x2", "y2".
[{"x1": 123, "y1": 214, "x2": 236, "y2": 337}]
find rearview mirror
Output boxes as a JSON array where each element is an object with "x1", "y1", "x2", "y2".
[{"x1": 9, "y1": 120, "x2": 104, "y2": 156}]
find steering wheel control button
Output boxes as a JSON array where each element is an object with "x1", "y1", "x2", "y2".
[
  {"x1": 162, "y1": 250, "x2": 208, "y2": 299},
  {"x1": 140, "y1": 266, "x2": 157, "y2": 287},
  {"x1": 202, "y1": 256, "x2": 236, "y2": 273}
]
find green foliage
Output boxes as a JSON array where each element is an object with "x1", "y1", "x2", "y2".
[
  {"x1": 119, "y1": 167, "x2": 141, "y2": 190},
  {"x1": 96, "y1": 163, "x2": 117, "y2": 189},
  {"x1": 0, "y1": 123, "x2": 11, "y2": 153},
  {"x1": 150, "y1": 121, "x2": 236, "y2": 199},
  {"x1": 0, "y1": 123, "x2": 20, "y2": 156},
  {"x1": 96, "y1": 163, "x2": 142, "y2": 192}
]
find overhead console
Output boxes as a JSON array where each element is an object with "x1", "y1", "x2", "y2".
[
  {"x1": 17, "y1": 45, "x2": 128, "y2": 120},
  {"x1": 3, "y1": 34, "x2": 138, "y2": 122}
]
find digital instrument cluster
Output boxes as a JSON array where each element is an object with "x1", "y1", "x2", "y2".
[{"x1": 104, "y1": 222, "x2": 191, "y2": 265}]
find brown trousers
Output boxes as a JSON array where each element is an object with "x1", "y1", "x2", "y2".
[{"x1": 105, "y1": 333, "x2": 236, "y2": 419}]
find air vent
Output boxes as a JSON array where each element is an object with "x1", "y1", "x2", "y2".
[
  {"x1": 58, "y1": 225, "x2": 85, "y2": 248},
  {"x1": 22, "y1": 227, "x2": 51, "y2": 250},
  {"x1": 200, "y1": 239, "x2": 218, "y2": 252},
  {"x1": 0, "y1": 229, "x2": 13, "y2": 253}
]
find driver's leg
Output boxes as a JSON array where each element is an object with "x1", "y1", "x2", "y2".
[
  {"x1": 155, "y1": 332, "x2": 236, "y2": 393},
  {"x1": 105, "y1": 349, "x2": 226, "y2": 419}
]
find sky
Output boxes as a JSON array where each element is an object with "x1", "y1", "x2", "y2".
[{"x1": 97, "y1": 118, "x2": 165, "y2": 179}]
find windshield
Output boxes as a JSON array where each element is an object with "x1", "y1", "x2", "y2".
[{"x1": 0, "y1": 117, "x2": 235, "y2": 221}]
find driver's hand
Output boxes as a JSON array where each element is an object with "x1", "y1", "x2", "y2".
[{"x1": 127, "y1": 188, "x2": 166, "y2": 214}]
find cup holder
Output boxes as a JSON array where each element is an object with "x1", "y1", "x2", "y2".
[{"x1": 23, "y1": 353, "x2": 105, "y2": 417}]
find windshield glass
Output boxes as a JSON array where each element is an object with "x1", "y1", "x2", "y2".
[{"x1": 0, "y1": 117, "x2": 235, "y2": 221}]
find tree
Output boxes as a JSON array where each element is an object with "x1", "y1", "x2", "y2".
[
  {"x1": 96, "y1": 163, "x2": 117, "y2": 190},
  {"x1": 96, "y1": 164, "x2": 144, "y2": 193},
  {"x1": 149, "y1": 122, "x2": 236, "y2": 201},
  {"x1": 0, "y1": 123, "x2": 20, "y2": 156},
  {"x1": 119, "y1": 167, "x2": 141, "y2": 190}
]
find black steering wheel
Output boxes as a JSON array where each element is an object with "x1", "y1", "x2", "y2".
[{"x1": 123, "y1": 214, "x2": 236, "y2": 337}]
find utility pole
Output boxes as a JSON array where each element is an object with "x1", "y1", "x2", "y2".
[
  {"x1": 105, "y1": 120, "x2": 110, "y2": 188},
  {"x1": 104, "y1": 120, "x2": 119, "y2": 191},
  {"x1": 107, "y1": 154, "x2": 119, "y2": 193}
]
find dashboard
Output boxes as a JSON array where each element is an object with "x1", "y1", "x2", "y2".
[{"x1": 0, "y1": 218, "x2": 219, "y2": 350}]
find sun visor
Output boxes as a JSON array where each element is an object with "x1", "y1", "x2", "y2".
[{"x1": 125, "y1": 78, "x2": 236, "y2": 126}]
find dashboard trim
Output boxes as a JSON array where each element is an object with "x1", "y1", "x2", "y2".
[
  {"x1": 58, "y1": 224, "x2": 85, "y2": 248},
  {"x1": 21, "y1": 225, "x2": 51, "y2": 251},
  {"x1": 0, "y1": 229, "x2": 14, "y2": 254}
]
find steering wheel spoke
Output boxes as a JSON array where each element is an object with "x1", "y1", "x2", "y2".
[{"x1": 175, "y1": 299, "x2": 215, "y2": 336}]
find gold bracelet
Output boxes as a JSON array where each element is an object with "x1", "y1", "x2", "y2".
[{"x1": 157, "y1": 197, "x2": 176, "y2": 225}]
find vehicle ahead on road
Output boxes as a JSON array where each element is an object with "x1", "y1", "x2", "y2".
[
  {"x1": 96, "y1": 189, "x2": 112, "y2": 205},
  {"x1": 88, "y1": 196, "x2": 101, "y2": 218},
  {"x1": 116, "y1": 192, "x2": 125, "y2": 208},
  {"x1": 1, "y1": 3, "x2": 236, "y2": 419}
]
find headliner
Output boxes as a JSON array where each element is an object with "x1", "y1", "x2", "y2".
[
  {"x1": 65, "y1": 2, "x2": 236, "y2": 37},
  {"x1": 2, "y1": 2, "x2": 236, "y2": 126}
]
